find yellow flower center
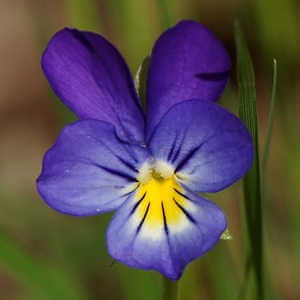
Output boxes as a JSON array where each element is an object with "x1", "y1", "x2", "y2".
[{"x1": 134, "y1": 162, "x2": 187, "y2": 230}]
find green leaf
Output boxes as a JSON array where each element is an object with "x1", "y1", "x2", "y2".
[
  {"x1": 134, "y1": 56, "x2": 151, "y2": 112},
  {"x1": 234, "y1": 21, "x2": 264, "y2": 300}
]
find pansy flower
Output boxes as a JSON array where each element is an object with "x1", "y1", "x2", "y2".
[{"x1": 37, "y1": 20, "x2": 253, "y2": 280}]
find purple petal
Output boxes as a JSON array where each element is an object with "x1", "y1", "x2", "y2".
[
  {"x1": 37, "y1": 120, "x2": 149, "y2": 216},
  {"x1": 106, "y1": 189, "x2": 226, "y2": 280},
  {"x1": 42, "y1": 28, "x2": 144, "y2": 143},
  {"x1": 146, "y1": 20, "x2": 231, "y2": 138},
  {"x1": 148, "y1": 100, "x2": 253, "y2": 193}
]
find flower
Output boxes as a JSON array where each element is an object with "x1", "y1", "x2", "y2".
[{"x1": 37, "y1": 20, "x2": 253, "y2": 280}]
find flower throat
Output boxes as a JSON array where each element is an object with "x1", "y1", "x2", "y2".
[{"x1": 134, "y1": 163, "x2": 188, "y2": 229}]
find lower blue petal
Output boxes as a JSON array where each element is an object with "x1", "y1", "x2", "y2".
[
  {"x1": 106, "y1": 189, "x2": 226, "y2": 280},
  {"x1": 37, "y1": 120, "x2": 149, "y2": 216}
]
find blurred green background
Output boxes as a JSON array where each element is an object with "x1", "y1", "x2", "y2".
[{"x1": 0, "y1": 0, "x2": 299, "y2": 299}]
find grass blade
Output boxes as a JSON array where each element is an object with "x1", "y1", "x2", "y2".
[
  {"x1": 260, "y1": 59, "x2": 278, "y2": 300},
  {"x1": 234, "y1": 21, "x2": 264, "y2": 300},
  {"x1": 262, "y1": 59, "x2": 278, "y2": 178}
]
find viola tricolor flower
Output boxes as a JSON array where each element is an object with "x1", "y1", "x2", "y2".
[{"x1": 37, "y1": 20, "x2": 253, "y2": 280}]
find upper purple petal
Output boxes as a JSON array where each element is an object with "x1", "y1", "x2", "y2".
[
  {"x1": 37, "y1": 119, "x2": 149, "y2": 216},
  {"x1": 42, "y1": 28, "x2": 145, "y2": 143},
  {"x1": 148, "y1": 100, "x2": 253, "y2": 193},
  {"x1": 146, "y1": 20, "x2": 231, "y2": 138}
]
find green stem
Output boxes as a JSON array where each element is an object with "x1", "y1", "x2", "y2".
[{"x1": 163, "y1": 277, "x2": 178, "y2": 300}]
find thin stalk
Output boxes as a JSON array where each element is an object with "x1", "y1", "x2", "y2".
[{"x1": 163, "y1": 277, "x2": 178, "y2": 300}]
